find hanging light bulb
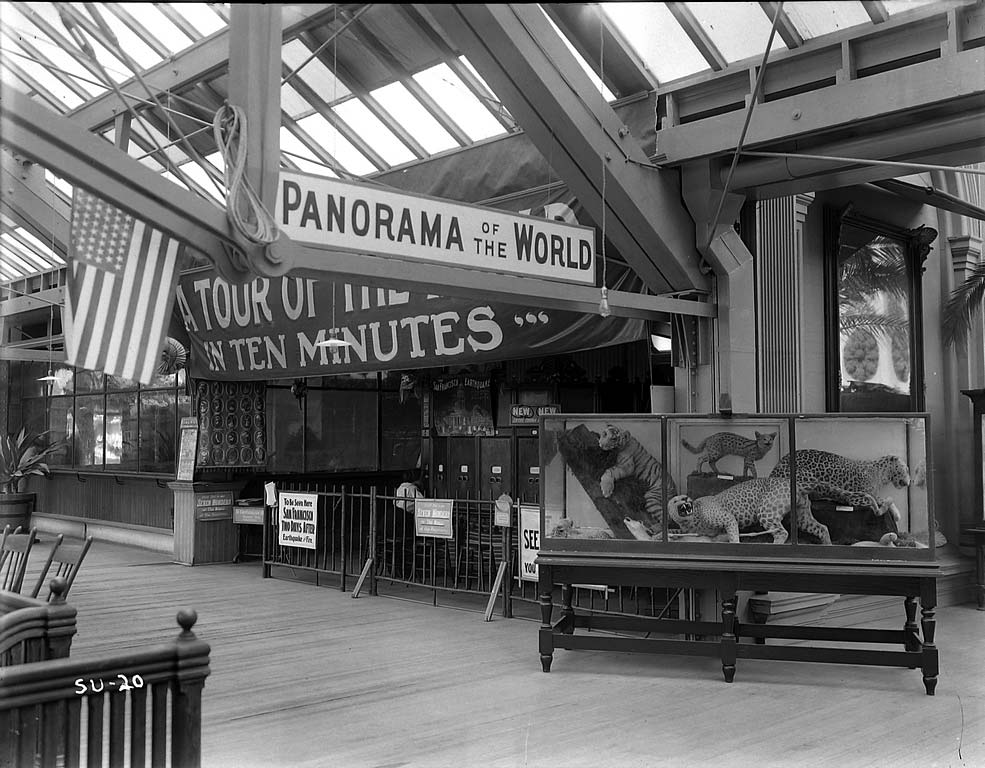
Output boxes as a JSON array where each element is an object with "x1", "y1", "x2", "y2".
[{"x1": 598, "y1": 286, "x2": 611, "y2": 318}]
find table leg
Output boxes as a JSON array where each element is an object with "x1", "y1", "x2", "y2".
[
  {"x1": 721, "y1": 592, "x2": 737, "y2": 683},
  {"x1": 560, "y1": 584, "x2": 574, "y2": 634},
  {"x1": 903, "y1": 597, "x2": 921, "y2": 656},
  {"x1": 539, "y1": 565, "x2": 554, "y2": 673},
  {"x1": 920, "y1": 602, "x2": 938, "y2": 696}
]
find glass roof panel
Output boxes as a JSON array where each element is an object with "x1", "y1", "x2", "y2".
[
  {"x1": 25, "y1": 3, "x2": 130, "y2": 82},
  {"x1": 44, "y1": 171, "x2": 73, "y2": 199},
  {"x1": 333, "y1": 98, "x2": 416, "y2": 167},
  {"x1": 0, "y1": 39, "x2": 84, "y2": 109},
  {"x1": 280, "y1": 81, "x2": 314, "y2": 121},
  {"x1": 129, "y1": 121, "x2": 191, "y2": 165},
  {"x1": 0, "y1": 5, "x2": 106, "y2": 97},
  {"x1": 784, "y1": 2, "x2": 872, "y2": 38},
  {"x1": 89, "y1": 5, "x2": 162, "y2": 70},
  {"x1": 601, "y1": 2, "x2": 711, "y2": 84},
  {"x1": 282, "y1": 39, "x2": 351, "y2": 104},
  {"x1": 371, "y1": 81, "x2": 458, "y2": 155},
  {"x1": 118, "y1": 3, "x2": 194, "y2": 55},
  {"x1": 175, "y1": 161, "x2": 223, "y2": 203},
  {"x1": 883, "y1": 0, "x2": 940, "y2": 16},
  {"x1": 1, "y1": 233, "x2": 50, "y2": 270},
  {"x1": 293, "y1": 115, "x2": 376, "y2": 176},
  {"x1": 16, "y1": 228, "x2": 59, "y2": 255},
  {"x1": 412, "y1": 64, "x2": 506, "y2": 142},
  {"x1": 279, "y1": 127, "x2": 339, "y2": 178},
  {"x1": 168, "y1": 3, "x2": 226, "y2": 37},
  {"x1": 541, "y1": 8, "x2": 615, "y2": 101},
  {"x1": 457, "y1": 56, "x2": 514, "y2": 123},
  {"x1": 685, "y1": 2, "x2": 789, "y2": 63}
]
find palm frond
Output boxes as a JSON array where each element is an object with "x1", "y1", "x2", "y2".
[
  {"x1": 942, "y1": 261, "x2": 985, "y2": 347},
  {"x1": 839, "y1": 311, "x2": 911, "y2": 341}
]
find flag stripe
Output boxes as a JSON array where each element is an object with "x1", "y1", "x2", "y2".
[
  {"x1": 139, "y1": 239, "x2": 182, "y2": 383},
  {"x1": 124, "y1": 226, "x2": 165, "y2": 380},
  {"x1": 102, "y1": 220, "x2": 146, "y2": 377}
]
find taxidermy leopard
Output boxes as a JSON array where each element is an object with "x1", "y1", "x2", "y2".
[
  {"x1": 681, "y1": 431, "x2": 777, "y2": 477},
  {"x1": 769, "y1": 449, "x2": 910, "y2": 518},
  {"x1": 667, "y1": 479, "x2": 832, "y2": 545},
  {"x1": 598, "y1": 425, "x2": 676, "y2": 523}
]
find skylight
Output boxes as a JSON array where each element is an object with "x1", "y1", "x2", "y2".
[
  {"x1": 333, "y1": 98, "x2": 416, "y2": 167},
  {"x1": 371, "y1": 81, "x2": 458, "y2": 155},
  {"x1": 282, "y1": 39, "x2": 351, "y2": 104},
  {"x1": 279, "y1": 126, "x2": 340, "y2": 178},
  {"x1": 413, "y1": 64, "x2": 506, "y2": 142},
  {"x1": 601, "y1": 3, "x2": 710, "y2": 84},
  {"x1": 169, "y1": 3, "x2": 226, "y2": 38},
  {"x1": 541, "y1": 8, "x2": 616, "y2": 102},
  {"x1": 685, "y1": 2, "x2": 788, "y2": 64},
  {"x1": 115, "y1": 3, "x2": 193, "y2": 55},
  {"x1": 784, "y1": 2, "x2": 871, "y2": 38},
  {"x1": 295, "y1": 115, "x2": 378, "y2": 176}
]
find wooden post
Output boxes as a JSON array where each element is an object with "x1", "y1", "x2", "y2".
[{"x1": 171, "y1": 610, "x2": 211, "y2": 768}]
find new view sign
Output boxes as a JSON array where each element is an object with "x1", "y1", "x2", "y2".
[{"x1": 277, "y1": 171, "x2": 595, "y2": 285}]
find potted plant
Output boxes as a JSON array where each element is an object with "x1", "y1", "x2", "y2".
[{"x1": 0, "y1": 428, "x2": 63, "y2": 530}]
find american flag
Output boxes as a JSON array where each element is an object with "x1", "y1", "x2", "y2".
[{"x1": 65, "y1": 189, "x2": 185, "y2": 385}]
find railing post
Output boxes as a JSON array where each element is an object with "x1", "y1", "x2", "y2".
[
  {"x1": 171, "y1": 610, "x2": 212, "y2": 768},
  {"x1": 262, "y1": 501, "x2": 271, "y2": 579},
  {"x1": 45, "y1": 578, "x2": 77, "y2": 659},
  {"x1": 501, "y1": 526, "x2": 512, "y2": 618},
  {"x1": 340, "y1": 487, "x2": 348, "y2": 592},
  {"x1": 369, "y1": 486, "x2": 378, "y2": 597}
]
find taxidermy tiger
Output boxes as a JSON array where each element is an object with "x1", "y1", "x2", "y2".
[
  {"x1": 769, "y1": 449, "x2": 910, "y2": 519},
  {"x1": 668, "y1": 479, "x2": 832, "y2": 545},
  {"x1": 598, "y1": 425, "x2": 676, "y2": 524},
  {"x1": 681, "y1": 431, "x2": 777, "y2": 477}
]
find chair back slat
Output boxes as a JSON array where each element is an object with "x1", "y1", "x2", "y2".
[
  {"x1": 0, "y1": 527, "x2": 36, "y2": 593},
  {"x1": 43, "y1": 536, "x2": 94, "y2": 602},
  {"x1": 30, "y1": 534, "x2": 65, "y2": 598}
]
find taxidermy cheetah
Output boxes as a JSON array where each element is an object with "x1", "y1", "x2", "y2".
[{"x1": 668, "y1": 479, "x2": 832, "y2": 545}]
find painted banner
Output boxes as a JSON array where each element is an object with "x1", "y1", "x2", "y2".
[
  {"x1": 277, "y1": 171, "x2": 595, "y2": 285},
  {"x1": 178, "y1": 271, "x2": 645, "y2": 380}
]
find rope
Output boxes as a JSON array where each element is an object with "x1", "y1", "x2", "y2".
[
  {"x1": 212, "y1": 104, "x2": 280, "y2": 248},
  {"x1": 598, "y1": 10, "x2": 610, "y2": 318}
]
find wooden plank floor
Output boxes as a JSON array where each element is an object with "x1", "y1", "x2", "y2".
[{"x1": 21, "y1": 536, "x2": 985, "y2": 768}]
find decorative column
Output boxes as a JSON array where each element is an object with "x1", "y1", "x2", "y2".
[{"x1": 755, "y1": 192, "x2": 814, "y2": 412}]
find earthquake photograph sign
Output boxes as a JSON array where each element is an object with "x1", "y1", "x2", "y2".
[
  {"x1": 277, "y1": 171, "x2": 595, "y2": 285},
  {"x1": 278, "y1": 492, "x2": 319, "y2": 549}
]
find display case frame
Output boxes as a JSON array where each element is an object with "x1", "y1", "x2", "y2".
[{"x1": 539, "y1": 412, "x2": 935, "y2": 563}]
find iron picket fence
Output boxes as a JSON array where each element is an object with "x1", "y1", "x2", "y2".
[{"x1": 262, "y1": 483, "x2": 687, "y2": 621}]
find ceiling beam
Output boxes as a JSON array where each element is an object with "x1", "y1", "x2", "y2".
[
  {"x1": 67, "y1": 5, "x2": 337, "y2": 131},
  {"x1": 657, "y1": 48, "x2": 985, "y2": 165},
  {"x1": 759, "y1": 2, "x2": 803, "y2": 49},
  {"x1": 0, "y1": 287, "x2": 64, "y2": 318},
  {"x1": 665, "y1": 2, "x2": 728, "y2": 72},
  {"x1": 3, "y1": 86, "x2": 714, "y2": 320},
  {"x1": 423, "y1": 3, "x2": 707, "y2": 295},
  {"x1": 0, "y1": 153, "x2": 70, "y2": 257},
  {"x1": 861, "y1": 1, "x2": 890, "y2": 25}
]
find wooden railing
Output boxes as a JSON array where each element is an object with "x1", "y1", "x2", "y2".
[
  {"x1": 0, "y1": 609, "x2": 211, "y2": 768},
  {"x1": 0, "y1": 579, "x2": 76, "y2": 666}
]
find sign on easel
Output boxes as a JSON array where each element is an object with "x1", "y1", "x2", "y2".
[
  {"x1": 176, "y1": 416, "x2": 198, "y2": 481},
  {"x1": 414, "y1": 499, "x2": 454, "y2": 539},
  {"x1": 519, "y1": 505, "x2": 541, "y2": 582}
]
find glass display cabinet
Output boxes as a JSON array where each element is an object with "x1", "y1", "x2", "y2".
[
  {"x1": 536, "y1": 413, "x2": 940, "y2": 694},
  {"x1": 541, "y1": 413, "x2": 934, "y2": 559}
]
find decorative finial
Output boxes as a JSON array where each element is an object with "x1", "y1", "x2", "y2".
[{"x1": 177, "y1": 609, "x2": 199, "y2": 639}]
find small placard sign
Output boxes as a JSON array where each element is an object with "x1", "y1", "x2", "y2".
[
  {"x1": 279, "y1": 492, "x2": 318, "y2": 549},
  {"x1": 414, "y1": 499, "x2": 454, "y2": 539},
  {"x1": 176, "y1": 416, "x2": 199, "y2": 482},
  {"x1": 233, "y1": 505, "x2": 264, "y2": 525},
  {"x1": 195, "y1": 491, "x2": 233, "y2": 521},
  {"x1": 509, "y1": 404, "x2": 560, "y2": 426}
]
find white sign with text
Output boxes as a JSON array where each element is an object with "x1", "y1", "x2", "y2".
[{"x1": 278, "y1": 492, "x2": 318, "y2": 549}]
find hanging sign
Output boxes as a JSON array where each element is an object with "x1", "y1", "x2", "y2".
[
  {"x1": 278, "y1": 492, "x2": 318, "y2": 549},
  {"x1": 414, "y1": 499, "x2": 454, "y2": 539},
  {"x1": 178, "y1": 272, "x2": 646, "y2": 381},
  {"x1": 277, "y1": 171, "x2": 595, "y2": 285}
]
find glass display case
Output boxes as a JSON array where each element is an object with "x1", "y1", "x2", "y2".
[{"x1": 541, "y1": 413, "x2": 934, "y2": 561}]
